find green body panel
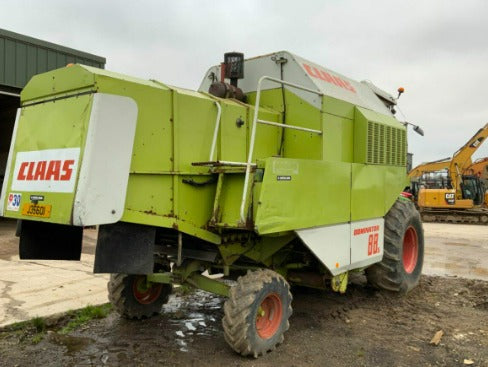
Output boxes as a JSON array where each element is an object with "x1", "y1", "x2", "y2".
[
  {"x1": 3, "y1": 94, "x2": 93, "y2": 224},
  {"x1": 250, "y1": 105, "x2": 282, "y2": 160},
  {"x1": 218, "y1": 100, "x2": 248, "y2": 162},
  {"x1": 323, "y1": 95, "x2": 355, "y2": 119},
  {"x1": 255, "y1": 158, "x2": 352, "y2": 234},
  {"x1": 282, "y1": 91, "x2": 322, "y2": 160},
  {"x1": 350, "y1": 164, "x2": 406, "y2": 221},
  {"x1": 322, "y1": 113, "x2": 354, "y2": 163},
  {"x1": 248, "y1": 89, "x2": 322, "y2": 160},
  {"x1": 124, "y1": 175, "x2": 174, "y2": 217},
  {"x1": 215, "y1": 173, "x2": 245, "y2": 226},
  {"x1": 173, "y1": 89, "x2": 216, "y2": 173},
  {"x1": 322, "y1": 96, "x2": 355, "y2": 163}
]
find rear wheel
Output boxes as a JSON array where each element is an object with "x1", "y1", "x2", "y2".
[
  {"x1": 366, "y1": 199, "x2": 424, "y2": 293},
  {"x1": 222, "y1": 269, "x2": 292, "y2": 358},
  {"x1": 108, "y1": 273, "x2": 172, "y2": 319}
]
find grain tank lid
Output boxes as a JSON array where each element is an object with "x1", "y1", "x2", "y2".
[
  {"x1": 21, "y1": 64, "x2": 171, "y2": 103},
  {"x1": 80, "y1": 65, "x2": 171, "y2": 90},
  {"x1": 21, "y1": 64, "x2": 96, "y2": 103}
]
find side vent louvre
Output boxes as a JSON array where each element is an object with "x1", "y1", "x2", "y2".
[{"x1": 366, "y1": 121, "x2": 406, "y2": 166}]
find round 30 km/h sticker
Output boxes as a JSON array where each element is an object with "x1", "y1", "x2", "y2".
[{"x1": 7, "y1": 193, "x2": 21, "y2": 211}]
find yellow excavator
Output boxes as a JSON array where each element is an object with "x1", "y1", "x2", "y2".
[{"x1": 408, "y1": 123, "x2": 488, "y2": 224}]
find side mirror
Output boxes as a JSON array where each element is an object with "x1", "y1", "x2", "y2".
[{"x1": 413, "y1": 125, "x2": 424, "y2": 136}]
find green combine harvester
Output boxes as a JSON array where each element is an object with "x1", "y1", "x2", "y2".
[{"x1": 0, "y1": 51, "x2": 424, "y2": 357}]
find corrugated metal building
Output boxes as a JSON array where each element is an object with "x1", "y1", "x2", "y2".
[{"x1": 0, "y1": 28, "x2": 105, "y2": 185}]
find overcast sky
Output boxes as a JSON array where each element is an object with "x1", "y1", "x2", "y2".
[{"x1": 2, "y1": 0, "x2": 487, "y2": 166}]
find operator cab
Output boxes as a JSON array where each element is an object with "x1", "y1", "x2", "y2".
[{"x1": 461, "y1": 175, "x2": 486, "y2": 205}]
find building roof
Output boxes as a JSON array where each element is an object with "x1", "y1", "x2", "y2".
[{"x1": 0, "y1": 28, "x2": 106, "y2": 91}]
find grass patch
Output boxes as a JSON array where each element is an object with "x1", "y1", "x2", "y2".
[
  {"x1": 31, "y1": 317, "x2": 46, "y2": 333},
  {"x1": 2, "y1": 320, "x2": 31, "y2": 332},
  {"x1": 1, "y1": 317, "x2": 47, "y2": 344},
  {"x1": 1, "y1": 304, "x2": 112, "y2": 344},
  {"x1": 60, "y1": 304, "x2": 112, "y2": 334},
  {"x1": 31, "y1": 333, "x2": 44, "y2": 344}
]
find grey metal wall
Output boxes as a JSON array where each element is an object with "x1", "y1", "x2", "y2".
[{"x1": 0, "y1": 28, "x2": 106, "y2": 91}]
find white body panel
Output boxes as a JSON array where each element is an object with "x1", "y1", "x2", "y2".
[
  {"x1": 296, "y1": 222, "x2": 350, "y2": 275},
  {"x1": 296, "y1": 218, "x2": 384, "y2": 276},
  {"x1": 73, "y1": 93, "x2": 138, "y2": 226},
  {"x1": 350, "y1": 218, "x2": 385, "y2": 269},
  {"x1": 0, "y1": 109, "x2": 21, "y2": 216}
]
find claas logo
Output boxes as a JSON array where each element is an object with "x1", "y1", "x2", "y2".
[
  {"x1": 302, "y1": 63, "x2": 356, "y2": 93},
  {"x1": 16, "y1": 160, "x2": 76, "y2": 181}
]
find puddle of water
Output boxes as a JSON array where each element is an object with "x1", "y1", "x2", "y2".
[{"x1": 162, "y1": 289, "x2": 224, "y2": 352}]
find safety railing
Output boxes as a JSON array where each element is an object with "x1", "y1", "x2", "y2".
[
  {"x1": 239, "y1": 76, "x2": 323, "y2": 224},
  {"x1": 209, "y1": 101, "x2": 222, "y2": 161}
]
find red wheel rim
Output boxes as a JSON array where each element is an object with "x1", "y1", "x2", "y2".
[
  {"x1": 256, "y1": 293, "x2": 283, "y2": 339},
  {"x1": 403, "y1": 226, "x2": 419, "y2": 274},
  {"x1": 132, "y1": 276, "x2": 163, "y2": 304}
]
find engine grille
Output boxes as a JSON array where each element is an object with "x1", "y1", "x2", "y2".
[{"x1": 367, "y1": 121, "x2": 406, "y2": 166}]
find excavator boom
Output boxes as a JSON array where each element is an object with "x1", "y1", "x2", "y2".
[
  {"x1": 408, "y1": 157, "x2": 451, "y2": 179},
  {"x1": 449, "y1": 123, "x2": 488, "y2": 194}
]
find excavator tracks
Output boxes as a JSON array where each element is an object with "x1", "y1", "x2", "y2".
[{"x1": 421, "y1": 209, "x2": 488, "y2": 224}]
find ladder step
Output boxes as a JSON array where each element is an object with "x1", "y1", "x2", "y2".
[{"x1": 192, "y1": 160, "x2": 256, "y2": 167}]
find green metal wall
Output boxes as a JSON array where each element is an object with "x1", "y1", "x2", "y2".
[{"x1": 0, "y1": 28, "x2": 105, "y2": 90}]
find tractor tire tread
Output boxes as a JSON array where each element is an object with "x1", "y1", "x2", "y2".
[
  {"x1": 222, "y1": 269, "x2": 292, "y2": 357},
  {"x1": 366, "y1": 199, "x2": 424, "y2": 294},
  {"x1": 108, "y1": 273, "x2": 171, "y2": 320}
]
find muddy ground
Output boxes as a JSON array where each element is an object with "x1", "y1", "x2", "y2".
[{"x1": 0, "y1": 274, "x2": 487, "y2": 367}]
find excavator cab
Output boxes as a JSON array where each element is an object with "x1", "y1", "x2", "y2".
[{"x1": 461, "y1": 175, "x2": 486, "y2": 206}]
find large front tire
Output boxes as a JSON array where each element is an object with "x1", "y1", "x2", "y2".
[
  {"x1": 222, "y1": 269, "x2": 293, "y2": 358},
  {"x1": 366, "y1": 199, "x2": 424, "y2": 293},
  {"x1": 108, "y1": 273, "x2": 172, "y2": 319}
]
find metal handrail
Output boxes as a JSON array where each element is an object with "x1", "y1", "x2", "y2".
[
  {"x1": 257, "y1": 119, "x2": 322, "y2": 135},
  {"x1": 209, "y1": 101, "x2": 222, "y2": 161},
  {"x1": 239, "y1": 76, "x2": 323, "y2": 223}
]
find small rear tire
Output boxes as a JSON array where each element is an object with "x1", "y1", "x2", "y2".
[
  {"x1": 108, "y1": 273, "x2": 172, "y2": 319},
  {"x1": 366, "y1": 199, "x2": 424, "y2": 293},
  {"x1": 222, "y1": 269, "x2": 292, "y2": 358}
]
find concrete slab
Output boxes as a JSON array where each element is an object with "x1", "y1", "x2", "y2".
[
  {"x1": 422, "y1": 222, "x2": 488, "y2": 280},
  {"x1": 0, "y1": 221, "x2": 108, "y2": 327}
]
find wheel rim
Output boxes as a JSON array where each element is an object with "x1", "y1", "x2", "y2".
[
  {"x1": 132, "y1": 276, "x2": 163, "y2": 304},
  {"x1": 403, "y1": 226, "x2": 419, "y2": 274},
  {"x1": 256, "y1": 293, "x2": 283, "y2": 339}
]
